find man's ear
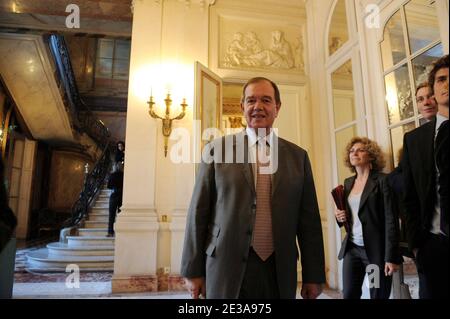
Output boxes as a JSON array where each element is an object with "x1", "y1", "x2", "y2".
[
  {"x1": 275, "y1": 103, "x2": 281, "y2": 116},
  {"x1": 240, "y1": 102, "x2": 245, "y2": 112}
]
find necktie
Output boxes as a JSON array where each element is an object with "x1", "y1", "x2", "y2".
[
  {"x1": 435, "y1": 120, "x2": 448, "y2": 236},
  {"x1": 252, "y1": 141, "x2": 274, "y2": 261}
]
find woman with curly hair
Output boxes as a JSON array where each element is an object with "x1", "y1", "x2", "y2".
[{"x1": 334, "y1": 137, "x2": 401, "y2": 299}]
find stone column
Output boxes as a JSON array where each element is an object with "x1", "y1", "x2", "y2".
[
  {"x1": 112, "y1": 0, "x2": 212, "y2": 293},
  {"x1": 14, "y1": 139, "x2": 37, "y2": 239},
  {"x1": 112, "y1": 0, "x2": 162, "y2": 293},
  {"x1": 168, "y1": 208, "x2": 188, "y2": 291}
]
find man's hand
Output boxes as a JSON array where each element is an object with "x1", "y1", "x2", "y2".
[
  {"x1": 184, "y1": 277, "x2": 206, "y2": 299},
  {"x1": 384, "y1": 262, "x2": 399, "y2": 276},
  {"x1": 301, "y1": 283, "x2": 322, "y2": 299}
]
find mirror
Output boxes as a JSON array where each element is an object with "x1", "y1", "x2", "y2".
[
  {"x1": 331, "y1": 59, "x2": 356, "y2": 183},
  {"x1": 222, "y1": 83, "x2": 246, "y2": 134},
  {"x1": 328, "y1": 0, "x2": 349, "y2": 56},
  {"x1": 405, "y1": 0, "x2": 440, "y2": 55},
  {"x1": 381, "y1": 10, "x2": 406, "y2": 71}
]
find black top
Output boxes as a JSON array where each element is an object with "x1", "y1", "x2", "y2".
[
  {"x1": 107, "y1": 171, "x2": 124, "y2": 192},
  {"x1": 0, "y1": 157, "x2": 17, "y2": 253},
  {"x1": 115, "y1": 150, "x2": 124, "y2": 163}
]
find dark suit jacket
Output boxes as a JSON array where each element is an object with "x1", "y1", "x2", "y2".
[
  {"x1": 337, "y1": 171, "x2": 401, "y2": 266},
  {"x1": 387, "y1": 164, "x2": 414, "y2": 259},
  {"x1": 1, "y1": 157, "x2": 17, "y2": 253},
  {"x1": 402, "y1": 118, "x2": 438, "y2": 250},
  {"x1": 107, "y1": 171, "x2": 124, "y2": 192},
  {"x1": 181, "y1": 131, "x2": 325, "y2": 299}
]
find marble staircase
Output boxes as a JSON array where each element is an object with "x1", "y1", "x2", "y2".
[{"x1": 26, "y1": 188, "x2": 115, "y2": 272}]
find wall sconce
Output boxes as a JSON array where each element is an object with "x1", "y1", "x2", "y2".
[{"x1": 147, "y1": 93, "x2": 187, "y2": 157}]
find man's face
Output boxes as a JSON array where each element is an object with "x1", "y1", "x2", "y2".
[
  {"x1": 241, "y1": 81, "x2": 281, "y2": 131},
  {"x1": 416, "y1": 86, "x2": 437, "y2": 120},
  {"x1": 433, "y1": 67, "x2": 449, "y2": 107}
]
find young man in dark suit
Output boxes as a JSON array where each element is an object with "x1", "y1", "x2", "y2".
[{"x1": 402, "y1": 55, "x2": 449, "y2": 299}]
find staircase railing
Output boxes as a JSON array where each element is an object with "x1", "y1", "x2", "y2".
[
  {"x1": 69, "y1": 142, "x2": 112, "y2": 226},
  {"x1": 47, "y1": 34, "x2": 110, "y2": 147},
  {"x1": 47, "y1": 33, "x2": 112, "y2": 227}
]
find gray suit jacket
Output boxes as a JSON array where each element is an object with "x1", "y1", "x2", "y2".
[{"x1": 181, "y1": 131, "x2": 325, "y2": 299}]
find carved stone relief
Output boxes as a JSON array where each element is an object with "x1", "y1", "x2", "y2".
[
  {"x1": 222, "y1": 97, "x2": 242, "y2": 115},
  {"x1": 222, "y1": 30, "x2": 304, "y2": 72},
  {"x1": 222, "y1": 97, "x2": 245, "y2": 131},
  {"x1": 329, "y1": 36, "x2": 343, "y2": 55}
]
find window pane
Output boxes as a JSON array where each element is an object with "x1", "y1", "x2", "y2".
[
  {"x1": 405, "y1": 0, "x2": 440, "y2": 54},
  {"x1": 328, "y1": 0, "x2": 349, "y2": 56},
  {"x1": 332, "y1": 60, "x2": 355, "y2": 128},
  {"x1": 335, "y1": 125, "x2": 357, "y2": 184},
  {"x1": 390, "y1": 122, "x2": 416, "y2": 167},
  {"x1": 115, "y1": 40, "x2": 131, "y2": 60},
  {"x1": 384, "y1": 64, "x2": 413, "y2": 124},
  {"x1": 381, "y1": 10, "x2": 406, "y2": 71},
  {"x1": 412, "y1": 43, "x2": 443, "y2": 86},
  {"x1": 419, "y1": 117, "x2": 429, "y2": 126},
  {"x1": 95, "y1": 58, "x2": 112, "y2": 78},
  {"x1": 97, "y1": 39, "x2": 114, "y2": 59},
  {"x1": 113, "y1": 59, "x2": 130, "y2": 79}
]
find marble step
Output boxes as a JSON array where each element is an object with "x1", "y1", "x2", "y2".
[
  {"x1": 84, "y1": 221, "x2": 108, "y2": 229},
  {"x1": 99, "y1": 189, "x2": 112, "y2": 196},
  {"x1": 88, "y1": 212, "x2": 109, "y2": 222},
  {"x1": 47, "y1": 242, "x2": 114, "y2": 256},
  {"x1": 26, "y1": 248, "x2": 114, "y2": 271},
  {"x1": 90, "y1": 207, "x2": 109, "y2": 214},
  {"x1": 78, "y1": 228, "x2": 108, "y2": 237},
  {"x1": 67, "y1": 236, "x2": 114, "y2": 247},
  {"x1": 92, "y1": 202, "x2": 109, "y2": 209},
  {"x1": 96, "y1": 194, "x2": 111, "y2": 201},
  {"x1": 95, "y1": 199, "x2": 109, "y2": 205}
]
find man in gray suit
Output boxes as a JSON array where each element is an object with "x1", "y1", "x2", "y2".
[{"x1": 181, "y1": 77, "x2": 325, "y2": 299}]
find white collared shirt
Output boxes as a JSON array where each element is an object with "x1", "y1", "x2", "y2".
[
  {"x1": 245, "y1": 127, "x2": 275, "y2": 187},
  {"x1": 431, "y1": 113, "x2": 449, "y2": 235}
]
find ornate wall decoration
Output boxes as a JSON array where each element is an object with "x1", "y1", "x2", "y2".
[
  {"x1": 222, "y1": 97, "x2": 242, "y2": 115},
  {"x1": 329, "y1": 37, "x2": 343, "y2": 56},
  {"x1": 210, "y1": 6, "x2": 306, "y2": 82},
  {"x1": 220, "y1": 29, "x2": 304, "y2": 73}
]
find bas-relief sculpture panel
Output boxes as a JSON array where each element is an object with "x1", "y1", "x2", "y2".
[
  {"x1": 222, "y1": 30, "x2": 304, "y2": 71},
  {"x1": 213, "y1": 13, "x2": 306, "y2": 81}
]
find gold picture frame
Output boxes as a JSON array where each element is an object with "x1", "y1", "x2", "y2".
[{"x1": 194, "y1": 62, "x2": 223, "y2": 173}]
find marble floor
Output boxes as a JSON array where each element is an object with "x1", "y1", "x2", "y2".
[
  {"x1": 13, "y1": 239, "x2": 420, "y2": 300},
  {"x1": 13, "y1": 239, "x2": 341, "y2": 299},
  {"x1": 12, "y1": 280, "x2": 341, "y2": 299}
]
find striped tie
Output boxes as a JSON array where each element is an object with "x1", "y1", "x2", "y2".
[{"x1": 252, "y1": 142, "x2": 274, "y2": 261}]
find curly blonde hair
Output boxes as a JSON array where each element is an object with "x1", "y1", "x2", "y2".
[{"x1": 344, "y1": 137, "x2": 386, "y2": 173}]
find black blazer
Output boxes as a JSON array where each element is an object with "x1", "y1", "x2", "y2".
[
  {"x1": 402, "y1": 118, "x2": 438, "y2": 250},
  {"x1": 337, "y1": 171, "x2": 401, "y2": 266}
]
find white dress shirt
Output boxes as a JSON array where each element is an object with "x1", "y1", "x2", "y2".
[{"x1": 431, "y1": 113, "x2": 449, "y2": 235}]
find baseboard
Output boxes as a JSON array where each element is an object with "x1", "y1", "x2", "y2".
[{"x1": 111, "y1": 274, "x2": 158, "y2": 293}]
